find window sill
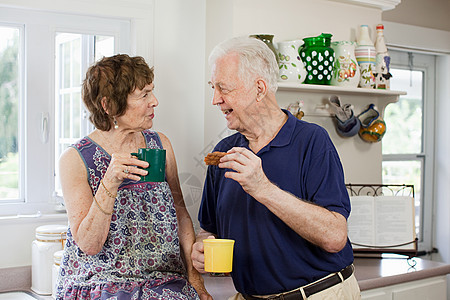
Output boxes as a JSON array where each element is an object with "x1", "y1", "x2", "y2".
[{"x1": 0, "y1": 212, "x2": 67, "y2": 225}]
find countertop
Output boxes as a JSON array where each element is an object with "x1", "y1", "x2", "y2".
[
  {"x1": 354, "y1": 255, "x2": 450, "y2": 291},
  {"x1": 1, "y1": 256, "x2": 450, "y2": 299},
  {"x1": 203, "y1": 255, "x2": 450, "y2": 299}
]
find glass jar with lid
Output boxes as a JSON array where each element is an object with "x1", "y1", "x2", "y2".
[
  {"x1": 31, "y1": 224, "x2": 67, "y2": 295},
  {"x1": 52, "y1": 250, "x2": 64, "y2": 298}
]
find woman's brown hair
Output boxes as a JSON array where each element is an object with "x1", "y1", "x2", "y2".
[{"x1": 82, "y1": 54, "x2": 154, "y2": 131}]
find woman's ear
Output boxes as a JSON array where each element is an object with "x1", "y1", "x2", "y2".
[
  {"x1": 101, "y1": 97, "x2": 109, "y2": 114},
  {"x1": 255, "y1": 79, "x2": 268, "y2": 102}
]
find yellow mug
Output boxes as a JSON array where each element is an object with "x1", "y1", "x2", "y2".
[{"x1": 203, "y1": 239, "x2": 235, "y2": 273}]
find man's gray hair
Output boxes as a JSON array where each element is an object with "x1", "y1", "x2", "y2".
[{"x1": 208, "y1": 36, "x2": 279, "y2": 93}]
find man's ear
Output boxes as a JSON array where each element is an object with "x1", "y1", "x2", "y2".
[{"x1": 255, "y1": 79, "x2": 268, "y2": 102}]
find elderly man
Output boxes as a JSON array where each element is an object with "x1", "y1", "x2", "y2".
[{"x1": 192, "y1": 36, "x2": 361, "y2": 300}]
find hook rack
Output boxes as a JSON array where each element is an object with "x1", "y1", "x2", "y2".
[{"x1": 286, "y1": 101, "x2": 334, "y2": 118}]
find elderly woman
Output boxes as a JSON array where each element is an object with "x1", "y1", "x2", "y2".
[{"x1": 56, "y1": 54, "x2": 210, "y2": 299}]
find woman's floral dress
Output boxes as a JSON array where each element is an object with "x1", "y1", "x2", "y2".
[{"x1": 56, "y1": 130, "x2": 199, "y2": 300}]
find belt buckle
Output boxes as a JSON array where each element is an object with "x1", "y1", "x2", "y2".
[
  {"x1": 263, "y1": 294, "x2": 285, "y2": 300},
  {"x1": 273, "y1": 291, "x2": 302, "y2": 300}
]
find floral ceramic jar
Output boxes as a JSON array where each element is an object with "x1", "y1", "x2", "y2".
[
  {"x1": 299, "y1": 33, "x2": 335, "y2": 85},
  {"x1": 330, "y1": 41, "x2": 360, "y2": 88},
  {"x1": 277, "y1": 40, "x2": 307, "y2": 83}
]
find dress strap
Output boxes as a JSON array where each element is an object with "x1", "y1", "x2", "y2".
[{"x1": 142, "y1": 130, "x2": 163, "y2": 149}]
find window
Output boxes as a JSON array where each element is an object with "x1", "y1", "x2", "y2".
[
  {"x1": 0, "y1": 7, "x2": 130, "y2": 215},
  {"x1": 0, "y1": 25, "x2": 23, "y2": 201},
  {"x1": 54, "y1": 33, "x2": 114, "y2": 193},
  {"x1": 382, "y1": 50, "x2": 435, "y2": 252}
]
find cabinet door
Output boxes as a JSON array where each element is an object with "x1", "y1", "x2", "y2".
[
  {"x1": 361, "y1": 290, "x2": 391, "y2": 300},
  {"x1": 391, "y1": 277, "x2": 447, "y2": 300}
]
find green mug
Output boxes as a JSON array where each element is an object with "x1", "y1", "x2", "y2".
[{"x1": 131, "y1": 148, "x2": 166, "y2": 182}]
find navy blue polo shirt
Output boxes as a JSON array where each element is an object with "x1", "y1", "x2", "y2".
[{"x1": 198, "y1": 110, "x2": 354, "y2": 295}]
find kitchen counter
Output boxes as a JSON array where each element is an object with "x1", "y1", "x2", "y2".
[
  {"x1": 203, "y1": 255, "x2": 450, "y2": 299},
  {"x1": 354, "y1": 255, "x2": 450, "y2": 291},
  {"x1": 1, "y1": 256, "x2": 450, "y2": 299}
]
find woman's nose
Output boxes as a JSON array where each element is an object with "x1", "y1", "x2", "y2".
[{"x1": 150, "y1": 93, "x2": 159, "y2": 107}]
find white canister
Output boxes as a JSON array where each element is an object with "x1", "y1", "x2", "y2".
[
  {"x1": 52, "y1": 250, "x2": 64, "y2": 299},
  {"x1": 31, "y1": 224, "x2": 67, "y2": 295}
]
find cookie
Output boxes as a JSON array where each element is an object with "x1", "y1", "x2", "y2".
[{"x1": 204, "y1": 151, "x2": 228, "y2": 165}]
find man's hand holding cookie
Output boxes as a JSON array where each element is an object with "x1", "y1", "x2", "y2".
[{"x1": 204, "y1": 151, "x2": 228, "y2": 165}]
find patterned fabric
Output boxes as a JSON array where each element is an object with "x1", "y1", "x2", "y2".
[{"x1": 56, "y1": 130, "x2": 199, "y2": 300}]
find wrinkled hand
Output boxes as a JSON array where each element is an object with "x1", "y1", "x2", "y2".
[
  {"x1": 219, "y1": 147, "x2": 271, "y2": 198},
  {"x1": 191, "y1": 235, "x2": 217, "y2": 274},
  {"x1": 103, "y1": 153, "x2": 149, "y2": 188},
  {"x1": 191, "y1": 240, "x2": 207, "y2": 274}
]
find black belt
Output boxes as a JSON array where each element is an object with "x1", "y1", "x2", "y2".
[{"x1": 244, "y1": 264, "x2": 354, "y2": 300}]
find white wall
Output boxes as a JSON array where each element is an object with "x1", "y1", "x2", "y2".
[
  {"x1": 382, "y1": 0, "x2": 450, "y2": 32},
  {"x1": 0, "y1": 0, "x2": 208, "y2": 267},
  {"x1": 1, "y1": 0, "x2": 449, "y2": 269},
  {"x1": 202, "y1": 4, "x2": 450, "y2": 267},
  {"x1": 382, "y1": 22, "x2": 450, "y2": 267},
  {"x1": 0, "y1": 0, "x2": 156, "y2": 268},
  {"x1": 0, "y1": 215, "x2": 68, "y2": 268},
  {"x1": 204, "y1": 0, "x2": 385, "y2": 184},
  {"x1": 152, "y1": 0, "x2": 207, "y2": 232}
]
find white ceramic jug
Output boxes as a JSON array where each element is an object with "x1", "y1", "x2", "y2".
[
  {"x1": 277, "y1": 40, "x2": 307, "y2": 83},
  {"x1": 330, "y1": 41, "x2": 360, "y2": 88}
]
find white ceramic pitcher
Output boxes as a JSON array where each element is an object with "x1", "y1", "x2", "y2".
[
  {"x1": 277, "y1": 40, "x2": 307, "y2": 83},
  {"x1": 330, "y1": 41, "x2": 360, "y2": 88}
]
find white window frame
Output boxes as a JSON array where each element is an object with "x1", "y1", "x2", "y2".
[
  {"x1": 0, "y1": 7, "x2": 130, "y2": 216},
  {"x1": 54, "y1": 33, "x2": 114, "y2": 195},
  {"x1": 383, "y1": 49, "x2": 436, "y2": 252},
  {"x1": 0, "y1": 23, "x2": 25, "y2": 203}
]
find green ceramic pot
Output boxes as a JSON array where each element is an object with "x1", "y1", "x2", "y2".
[{"x1": 299, "y1": 33, "x2": 335, "y2": 85}]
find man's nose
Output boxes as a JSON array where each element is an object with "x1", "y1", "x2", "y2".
[{"x1": 211, "y1": 89, "x2": 223, "y2": 105}]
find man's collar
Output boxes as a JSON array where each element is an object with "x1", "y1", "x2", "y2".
[{"x1": 269, "y1": 109, "x2": 296, "y2": 148}]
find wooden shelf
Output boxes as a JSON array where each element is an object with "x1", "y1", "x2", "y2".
[
  {"x1": 276, "y1": 82, "x2": 407, "y2": 118},
  {"x1": 327, "y1": 0, "x2": 401, "y2": 11},
  {"x1": 278, "y1": 82, "x2": 406, "y2": 97}
]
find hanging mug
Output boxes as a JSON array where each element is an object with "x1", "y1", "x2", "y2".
[{"x1": 358, "y1": 104, "x2": 386, "y2": 143}]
